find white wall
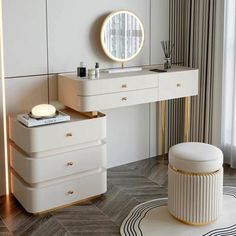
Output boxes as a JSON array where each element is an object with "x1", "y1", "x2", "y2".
[
  {"x1": 150, "y1": 0, "x2": 169, "y2": 157},
  {"x1": 3, "y1": 0, "x2": 47, "y2": 77},
  {"x1": 0, "y1": 0, "x2": 169, "y2": 195}
]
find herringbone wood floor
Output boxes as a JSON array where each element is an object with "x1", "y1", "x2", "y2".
[{"x1": 0, "y1": 157, "x2": 236, "y2": 236}]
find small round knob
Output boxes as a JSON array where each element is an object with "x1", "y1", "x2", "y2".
[
  {"x1": 67, "y1": 162, "x2": 74, "y2": 166},
  {"x1": 122, "y1": 84, "x2": 127, "y2": 88},
  {"x1": 67, "y1": 190, "x2": 74, "y2": 195},
  {"x1": 176, "y1": 83, "x2": 181, "y2": 87},
  {"x1": 66, "y1": 133, "x2": 72, "y2": 137},
  {"x1": 122, "y1": 97, "x2": 127, "y2": 101}
]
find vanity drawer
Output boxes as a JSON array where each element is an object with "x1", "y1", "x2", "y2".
[
  {"x1": 77, "y1": 87, "x2": 158, "y2": 111},
  {"x1": 9, "y1": 109, "x2": 106, "y2": 154},
  {"x1": 158, "y1": 70, "x2": 198, "y2": 100},
  {"x1": 10, "y1": 143, "x2": 106, "y2": 184},
  {"x1": 11, "y1": 168, "x2": 107, "y2": 214},
  {"x1": 59, "y1": 72, "x2": 158, "y2": 96}
]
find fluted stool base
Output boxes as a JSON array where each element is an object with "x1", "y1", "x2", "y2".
[{"x1": 168, "y1": 165, "x2": 223, "y2": 225}]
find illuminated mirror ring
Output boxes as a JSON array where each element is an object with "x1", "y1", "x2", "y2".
[{"x1": 100, "y1": 10, "x2": 145, "y2": 62}]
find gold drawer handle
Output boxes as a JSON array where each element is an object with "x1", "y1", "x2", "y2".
[
  {"x1": 122, "y1": 97, "x2": 127, "y2": 101},
  {"x1": 176, "y1": 83, "x2": 181, "y2": 87},
  {"x1": 67, "y1": 190, "x2": 74, "y2": 195},
  {"x1": 67, "y1": 162, "x2": 74, "y2": 166},
  {"x1": 121, "y1": 84, "x2": 127, "y2": 88},
  {"x1": 66, "y1": 133, "x2": 72, "y2": 137}
]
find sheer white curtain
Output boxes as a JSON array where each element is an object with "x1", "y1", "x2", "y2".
[{"x1": 222, "y1": 0, "x2": 236, "y2": 168}]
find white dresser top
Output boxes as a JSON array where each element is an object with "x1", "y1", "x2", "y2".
[
  {"x1": 60, "y1": 65, "x2": 198, "y2": 82},
  {"x1": 60, "y1": 69, "x2": 156, "y2": 82}
]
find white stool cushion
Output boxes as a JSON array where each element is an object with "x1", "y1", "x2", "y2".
[{"x1": 169, "y1": 142, "x2": 223, "y2": 173}]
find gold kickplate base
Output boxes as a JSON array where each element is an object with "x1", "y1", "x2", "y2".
[
  {"x1": 32, "y1": 194, "x2": 102, "y2": 215},
  {"x1": 170, "y1": 211, "x2": 217, "y2": 226}
]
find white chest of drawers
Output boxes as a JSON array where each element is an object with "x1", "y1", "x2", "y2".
[{"x1": 9, "y1": 109, "x2": 107, "y2": 213}]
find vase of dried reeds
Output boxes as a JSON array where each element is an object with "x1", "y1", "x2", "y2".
[{"x1": 161, "y1": 40, "x2": 174, "y2": 70}]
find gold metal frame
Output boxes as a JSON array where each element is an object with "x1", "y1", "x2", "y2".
[
  {"x1": 161, "y1": 101, "x2": 166, "y2": 159},
  {"x1": 184, "y1": 97, "x2": 191, "y2": 142},
  {"x1": 169, "y1": 164, "x2": 222, "y2": 176},
  {"x1": 100, "y1": 10, "x2": 145, "y2": 63},
  {"x1": 170, "y1": 212, "x2": 217, "y2": 226},
  {"x1": 33, "y1": 194, "x2": 102, "y2": 215},
  {"x1": 161, "y1": 97, "x2": 191, "y2": 159}
]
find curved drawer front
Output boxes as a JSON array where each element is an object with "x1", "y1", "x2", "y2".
[
  {"x1": 159, "y1": 70, "x2": 198, "y2": 100},
  {"x1": 59, "y1": 73, "x2": 158, "y2": 96},
  {"x1": 10, "y1": 143, "x2": 106, "y2": 184},
  {"x1": 11, "y1": 169, "x2": 107, "y2": 214},
  {"x1": 9, "y1": 113, "x2": 106, "y2": 154},
  {"x1": 77, "y1": 87, "x2": 158, "y2": 112}
]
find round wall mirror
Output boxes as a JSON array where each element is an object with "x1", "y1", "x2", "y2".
[{"x1": 100, "y1": 10, "x2": 145, "y2": 63}]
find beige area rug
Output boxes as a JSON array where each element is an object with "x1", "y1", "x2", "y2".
[{"x1": 120, "y1": 186, "x2": 236, "y2": 236}]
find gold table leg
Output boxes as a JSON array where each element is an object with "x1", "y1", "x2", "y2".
[
  {"x1": 161, "y1": 101, "x2": 166, "y2": 159},
  {"x1": 184, "y1": 97, "x2": 191, "y2": 142}
]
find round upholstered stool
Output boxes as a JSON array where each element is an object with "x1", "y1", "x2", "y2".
[{"x1": 168, "y1": 142, "x2": 223, "y2": 225}]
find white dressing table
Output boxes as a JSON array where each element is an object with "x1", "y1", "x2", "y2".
[
  {"x1": 59, "y1": 65, "x2": 198, "y2": 146},
  {"x1": 59, "y1": 66, "x2": 198, "y2": 112},
  {"x1": 9, "y1": 65, "x2": 198, "y2": 214}
]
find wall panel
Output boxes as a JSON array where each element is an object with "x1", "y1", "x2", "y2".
[
  {"x1": 151, "y1": 0, "x2": 169, "y2": 64},
  {"x1": 0, "y1": 76, "x2": 48, "y2": 196},
  {"x1": 150, "y1": 0, "x2": 169, "y2": 157},
  {"x1": 47, "y1": 0, "x2": 150, "y2": 73},
  {"x1": 5, "y1": 76, "x2": 48, "y2": 115},
  {"x1": 3, "y1": 0, "x2": 47, "y2": 77},
  {"x1": 104, "y1": 105, "x2": 149, "y2": 168}
]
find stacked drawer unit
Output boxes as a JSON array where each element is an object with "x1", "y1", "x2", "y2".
[{"x1": 9, "y1": 108, "x2": 106, "y2": 214}]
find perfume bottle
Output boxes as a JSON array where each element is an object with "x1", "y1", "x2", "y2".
[
  {"x1": 77, "y1": 62, "x2": 86, "y2": 77},
  {"x1": 88, "y1": 69, "x2": 96, "y2": 80},
  {"x1": 95, "y1": 62, "x2": 100, "y2": 78}
]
